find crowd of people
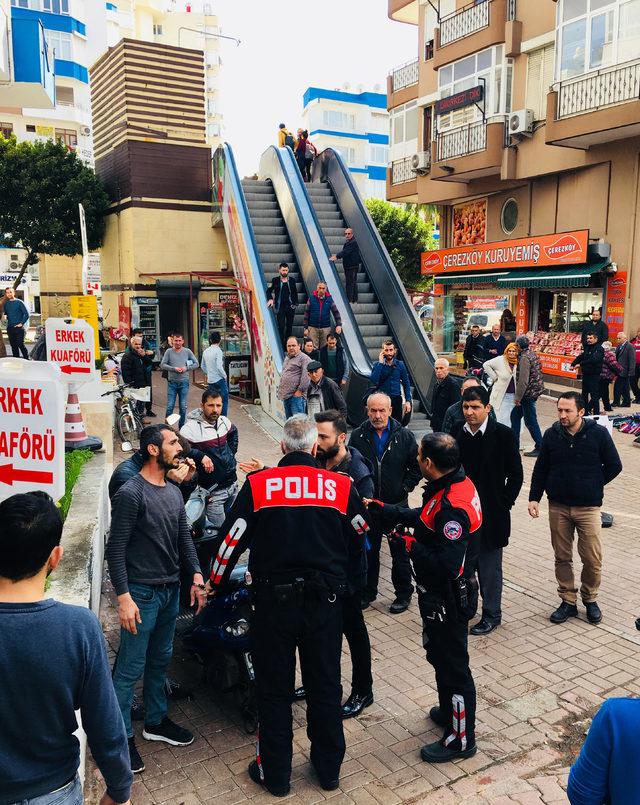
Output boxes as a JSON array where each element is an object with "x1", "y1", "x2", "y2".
[
  {"x1": 0, "y1": 288, "x2": 634, "y2": 804},
  {"x1": 278, "y1": 123, "x2": 318, "y2": 182}
]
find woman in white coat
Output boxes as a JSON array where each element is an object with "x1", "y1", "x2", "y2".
[{"x1": 483, "y1": 342, "x2": 520, "y2": 426}]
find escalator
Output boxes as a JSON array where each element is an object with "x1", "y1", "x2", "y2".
[
  {"x1": 214, "y1": 143, "x2": 436, "y2": 431},
  {"x1": 240, "y1": 179, "x2": 307, "y2": 340},
  {"x1": 307, "y1": 150, "x2": 437, "y2": 432}
]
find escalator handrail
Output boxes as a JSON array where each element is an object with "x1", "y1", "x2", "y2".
[
  {"x1": 221, "y1": 143, "x2": 284, "y2": 372},
  {"x1": 258, "y1": 145, "x2": 371, "y2": 378},
  {"x1": 314, "y1": 147, "x2": 437, "y2": 412}
]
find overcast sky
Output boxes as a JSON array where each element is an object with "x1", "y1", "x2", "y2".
[{"x1": 214, "y1": 0, "x2": 416, "y2": 176}]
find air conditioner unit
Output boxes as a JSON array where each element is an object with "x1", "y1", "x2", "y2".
[
  {"x1": 508, "y1": 109, "x2": 534, "y2": 136},
  {"x1": 9, "y1": 261, "x2": 19, "y2": 271},
  {"x1": 81, "y1": 126, "x2": 91, "y2": 136},
  {"x1": 411, "y1": 152, "x2": 430, "y2": 175}
]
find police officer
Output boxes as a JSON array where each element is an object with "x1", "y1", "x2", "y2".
[
  {"x1": 206, "y1": 414, "x2": 369, "y2": 797},
  {"x1": 366, "y1": 433, "x2": 481, "y2": 763}
]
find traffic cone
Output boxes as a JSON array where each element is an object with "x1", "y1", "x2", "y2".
[{"x1": 64, "y1": 388, "x2": 102, "y2": 452}]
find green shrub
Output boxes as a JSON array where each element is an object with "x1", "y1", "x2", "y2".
[{"x1": 58, "y1": 449, "x2": 93, "y2": 520}]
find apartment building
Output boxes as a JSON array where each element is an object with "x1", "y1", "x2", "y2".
[
  {"x1": 302, "y1": 85, "x2": 389, "y2": 200},
  {"x1": 387, "y1": 0, "x2": 640, "y2": 384}
]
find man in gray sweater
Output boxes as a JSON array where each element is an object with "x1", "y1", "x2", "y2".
[
  {"x1": 159, "y1": 332, "x2": 199, "y2": 427},
  {"x1": 107, "y1": 424, "x2": 207, "y2": 774}
]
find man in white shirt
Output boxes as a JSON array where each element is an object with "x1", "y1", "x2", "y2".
[{"x1": 201, "y1": 331, "x2": 229, "y2": 416}]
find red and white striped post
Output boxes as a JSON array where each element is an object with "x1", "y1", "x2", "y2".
[{"x1": 64, "y1": 384, "x2": 102, "y2": 452}]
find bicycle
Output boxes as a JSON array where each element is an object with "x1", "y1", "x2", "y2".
[{"x1": 101, "y1": 383, "x2": 148, "y2": 450}]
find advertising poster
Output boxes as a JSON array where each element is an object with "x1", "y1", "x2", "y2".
[
  {"x1": 452, "y1": 199, "x2": 486, "y2": 247},
  {"x1": 604, "y1": 271, "x2": 627, "y2": 340},
  {"x1": 228, "y1": 358, "x2": 250, "y2": 393}
]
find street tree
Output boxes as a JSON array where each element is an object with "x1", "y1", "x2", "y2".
[
  {"x1": 365, "y1": 198, "x2": 434, "y2": 287},
  {"x1": 0, "y1": 136, "x2": 108, "y2": 356}
]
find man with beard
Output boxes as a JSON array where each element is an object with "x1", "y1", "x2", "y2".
[{"x1": 107, "y1": 425, "x2": 207, "y2": 774}]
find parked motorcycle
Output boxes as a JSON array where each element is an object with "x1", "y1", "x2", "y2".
[{"x1": 180, "y1": 485, "x2": 257, "y2": 733}]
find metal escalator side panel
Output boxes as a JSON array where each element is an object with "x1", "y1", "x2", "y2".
[
  {"x1": 216, "y1": 144, "x2": 284, "y2": 422},
  {"x1": 313, "y1": 148, "x2": 438, "y2": 414},
  {"x1": 257, "y1": 146, "x2": 372, "y2": 425}
]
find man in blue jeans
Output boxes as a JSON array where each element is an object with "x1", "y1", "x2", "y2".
[
  {"x1": 160, "y1": 333, "x2": 198, "y2": 427},
  {"x1": 277, "y1": 336, "x2": 311, "y2": 419},
  {"x1": 201, "y1": 330, "x2": 229, "y2": 415},
  {"x1": 511, "y1": 335, "x2": 544, "y2": 457},
  {"x1": 107, "y1": 425, "x2": 207, "y2": 774}
]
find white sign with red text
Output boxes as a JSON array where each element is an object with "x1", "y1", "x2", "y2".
[
  {"x1": 0, "y1": 358, "x2": 66, "y2": 502},
  {"x1": 45, "y1": 317, "x2": 96, "y2": 381}
]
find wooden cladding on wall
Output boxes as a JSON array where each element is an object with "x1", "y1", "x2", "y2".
[
  {"x1": 96, "y1": 140, "x2": 212, "y2": 204},
  {"x1": 90, "y1": 38, "x2": 206, "y2": 160}
]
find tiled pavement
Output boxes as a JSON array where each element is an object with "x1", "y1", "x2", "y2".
[{"x1": 86, "y1": 375, "x2": 640, "y2": 804}]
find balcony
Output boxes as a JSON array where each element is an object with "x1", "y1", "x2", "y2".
[
  {"x1": 386, "y1": 157, "x2": 417, "y2": 201},
  {"x1": 390, "y1": 59, "x2": 418, "y2": 92},
  {"x1": 0, "y1": 17, "x2": 55, "y2": 108},
  {"x1": 546, "y1": 59, "x2": 640, "y2": 149},
  {"x1": 387, "y1": 57, "x2": 419, "y2": 108},
  {"x1": 431, "y1": 117, "x2": 506, "y2": 181},
  {"x1": 433, "y1": 0, "x2": 520, "y2": 70},
  {"x1": 388, "y1": 0, "x2": 418, "y2": 24}
]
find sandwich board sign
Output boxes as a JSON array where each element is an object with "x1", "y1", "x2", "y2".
[
  {"x1": 0, "y1": 358, "x2": 66, "y2": 502},
  {"x1": 45, "y1": 317, "x2": 95, "y2": 380}
]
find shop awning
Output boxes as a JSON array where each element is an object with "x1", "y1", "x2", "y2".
[
  {"x1": 495, "y1": 260, "x2": 610, "y2": 289},
  {"x1": 438, "y1": 272, "x2": 509, "y2": 286}
]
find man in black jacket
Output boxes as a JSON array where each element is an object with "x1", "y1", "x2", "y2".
[
  {"x1": 581, "y1": 308, "x2": 608, "y2": 347},
  {"x1": 452, "y1": 386, "x2": 523, "y2": 635},
  {"x1": 463, "y1": 325, "x2": 485, "y2": 370},
  {"x1": 613, "y1": 332, "x2": 635, "y2": 407},
  {"x1": 572, "y1": 333, "x2": 604, "y2": 414},
  {"x1": 266, "y1": 262, "x2": 299, "y2": 346},
  {"x1": 430, "y1": 359, "x2": 461, "y2": 432},
  {"x1": 330, "y1": 227, "x2": 361, "y2": 303},
  {"x1": 528, "y1": 392, "x2": 622, "y2": 626},
  {"x1": 320, "y1": 333, "x2": 349, "y2": 387},
  {"x1": 306, "y1": 361, "x2": 347, "y2": 418},
  {"x1": 442, "y1": 376, "x2": 496, "y2": 434},
  {"x1": 121, "y1": 336, "x2": 153, "y2": 420},
  {"x1": 349, "y1": 392, "x2": 422, "y2": 613}
]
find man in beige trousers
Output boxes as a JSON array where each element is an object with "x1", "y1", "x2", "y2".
[{"x1": 528, "y1": 392, "x2": 621, "y2": 626}]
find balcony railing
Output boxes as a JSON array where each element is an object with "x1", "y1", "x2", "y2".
[
  {"x1": 391, "y1": 157, "x2": 416, "y2": 184},
  {"x1": 436, "y1": 121, "x2": 487, "y2": 161},
  {"x1": 390, "y1": 59, "x2": 419, "y2": 92},
  {"x1": 556, "y1": 58, "x2": 640, "y2": 119},
  {"x1": 440, "y1": 0, "x2": 490, "y2": 47}
]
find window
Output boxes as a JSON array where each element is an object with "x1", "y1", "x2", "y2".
[
  {"x1": 437, "y1": 45, "x2": 513, "y2": 130},
  {"x1": 55, "y1": 128, "x2": 77, "y2": 147},
  {"x1": 369, "y1": 145, "x2": 388, "y2": 164},
  {"x1": 500, "y1": 198, "x2": 519, "y2": 234},
  {"x1": 0, "y1": 122, "x2": 13, "y2": 139},
  {"x1": 153, "y1": 24, "x2": 163, "y2": 35},
  {"x1": 334, "y1": 146, "x2": 356, "y2": 164},
  {"x1": 55, "y1": 85, "x2": 74, "y2": 106},
  {"x1": 45, "y1": 31, "x2": 72, "y2": 61},
  {"x1": 42, "y1": 0, "x2": 69, "y2": 13},
  {"x1": 208, "y1": 122, "x2": 221, "y2": 138},
  {"x1": 556, "y1": 0, "x2": 640, "y2": 80},
  {"x1": 525, "y1": 45, "x2": 555, "y2": 120},
  {"x1": 322, "y1": 110, "x2": 356, "y2": 131},
  {"x1": 390, "y1": 101, "x2": 418, "y2": 146},
  {"x1": 26, "y1": 124, "x2": 36, "y2": 132}
]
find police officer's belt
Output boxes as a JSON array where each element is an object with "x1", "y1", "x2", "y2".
[{"x1": 252, "y1": 572, "x2": 346, "y2": 602}]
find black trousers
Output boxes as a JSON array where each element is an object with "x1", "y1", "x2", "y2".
[
  {"x1": 599, "y1": 379, "x2": 612, "y2": 411},
  {"x1": 7, "y1": 325, "x2": 28, "y2": 359},
  {"x1": 581, "y1": 375, "x2": 601, "y2": 414},
  {"x1": 364, "y1": 524, "x2": 414, "y2": 602},
  {"x1": 613, "y1": 376, "x2": 631, "y2": 407},
  {"x1": 345, "y1": 266, "x2": 359, "y2": 303},
  {"x1": 342, "y1": 591, "x2": 372, "y2": 695},
  {"x1": 276, "y1": 308, "x2": 295, "y2": 347},
  {"x1": 419, "y1": 595, "x2": 476, "y2": 749},
  {"x1": 390, "y1": 395, "x2": 404, "y2": 424},
  {"x1": 251, "y1": 594, "x2": 345, "y2": 789}
]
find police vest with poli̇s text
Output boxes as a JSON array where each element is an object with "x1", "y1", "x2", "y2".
[{"x1": 209, "y1": 454, "x2": 370, "y2": 590}]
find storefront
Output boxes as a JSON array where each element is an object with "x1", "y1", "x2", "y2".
[
  {"x1": 198, "y1": 288, "x2": 252, "y2": 397},
  {"x1": 422, "y1": 230, "x2": 621, "y2": 384}
]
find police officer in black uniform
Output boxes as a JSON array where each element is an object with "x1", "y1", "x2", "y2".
[
  {"x1": 206, "y1": 414, "x2": 369, "y2": 797},
  {"x1": 366, "y1": 432, "x2": 481, "y2": 763}
]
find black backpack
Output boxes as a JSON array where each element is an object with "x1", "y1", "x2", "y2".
[{"x1": 284, "y1": 133, "x2": 295, "y2": 149}]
